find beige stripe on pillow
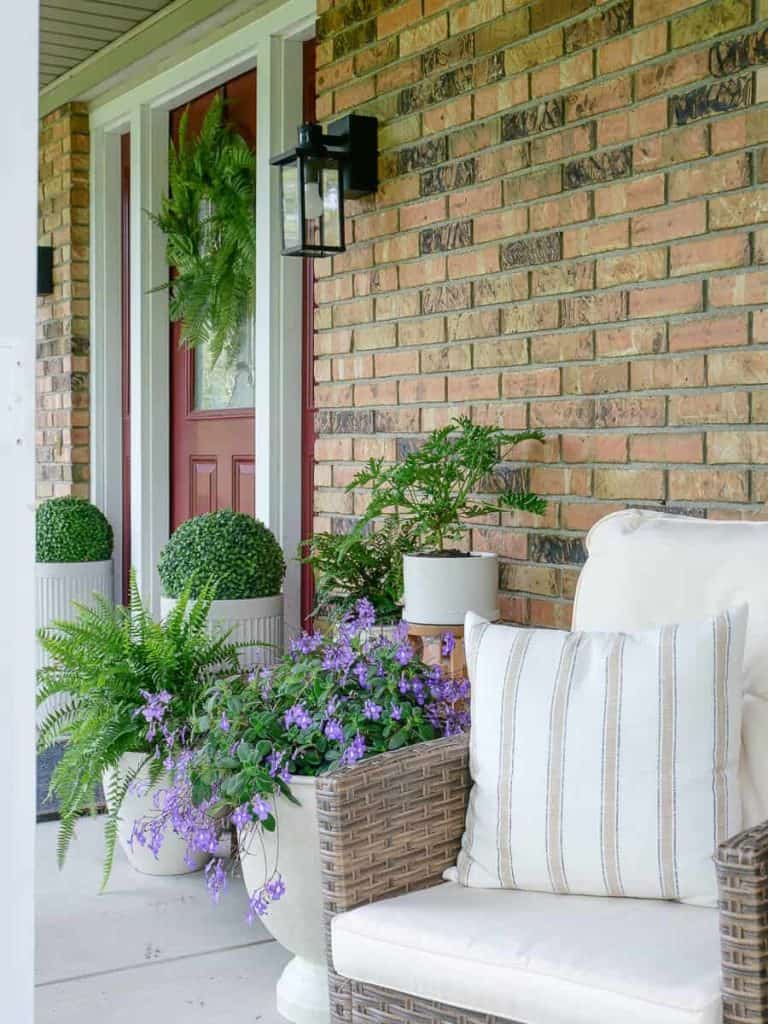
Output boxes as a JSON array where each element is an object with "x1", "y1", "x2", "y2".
[
  {"x1": 497, "y1": 630, "x2": 533, "y2": 887},
  {"x1": 601, "y1": 634, "x2": 625, "y2": 897},
  {"x1": 546, "y1": 633, "x2": 582, "y2": 895},
  {"x1": 657, "y1": 625, "x2": 679, "y2": 900}
]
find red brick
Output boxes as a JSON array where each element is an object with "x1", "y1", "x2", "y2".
[
  {"x1": 594, "y1": 468, "x2": 664, "y2": 500},
  {"x1": 399, "y1": 376, "x2": 446, "y2": 404},
  {"x1": 562, "y1": 362, "x2": 629, "y2": 395},
  {"x1": 669, "y1": 470, "x2": 748, "y2": 503},
  {"x1": 594, "y1": 174, "x2": 665, "y2": 218},
  {"x1": 669, "y1": 392, "x2": 749, "y2": 425},
  {"x1": 501, "y1": 368, "x2": 560, "y2": 398},
  {"x1": 708, "y1": 431, "x2": 768, "y2": 465},
  {"x1": 631, "y1": 355, "x2": 705, "y2": 390},
  {"x1": 669, "y1": 315, "x2": 748, "y2": 352},
  {"x1": 709, "y1": 351, "x2": 768, "y2": 386},
  {"x1": 635, "y1": 51, "x2": 708, "y2": 100},
  {"x1": 668, "y1": 154, "x2": 750, "y2": 201},
  {"x1": 596, "y1": 249, "x2": 667, "y2": 288},
  {"x1": 566, "y1": 78, "x2": 632, "y2": 122},
  {"x1": 448, "y1": 373, "x2": 500, "y2": 401},
  {"x1": 597, "y1": 98, "x2": 667, "y2": 147},
  {"x1": 531, "y1": 331, "x2": 594, "y2": 363},
  {"x1": 563, "y1": 219, "x2": 630, "y2": 258},
  {"x1": 671, "y1": 234, "x2": 750, "y2": 276},
  {"x1": 354, "y1": 380, "x2": 397, "y2": 406},
  {"x1": 630, "y1": 434, "x2": 703, "y2": 463},
  {"x1": 378, "y1": 0, "x2": 422, "y2": 38},
  {"x1": 710, "y1": 190, "x2": 768, "y2": 230},
  {"x1": 561, "y1": 501, "x2": 624, "y2": 531},
  {"x1": 598, "y1": 24, "x2": 667, "y2": 75},
  {"x1": 374, "y1": 350, "x2": 420, "y2": 377},
  {"x1": 632, "y1": 202, "x2": 706, "y2": 246},
  {"x1": 596, "y1": 323, "x2": 665, "y2": 358},
  {"x1": 399, "y1": 197, "x2": 446, "y2": 230},
  {"x1": 628, "y1": 281, "x2": 703, "y2": 319},
  {"x1": 562, "y1": 434, "x2": 628, "y2": 463},
  {"x1": 709, "y1": 271, "x2": 768, "y2": 307}
]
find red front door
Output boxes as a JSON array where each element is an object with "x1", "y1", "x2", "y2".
[{"x1": 169, "y1": 70, "x2": 257, "y2": 530}]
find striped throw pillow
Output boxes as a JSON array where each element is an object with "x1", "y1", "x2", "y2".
[{"x1": 457, "y1": 606, "x2": 747, "y2": 907}]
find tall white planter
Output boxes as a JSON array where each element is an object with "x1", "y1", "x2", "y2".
[
  {"x1": 239, "y1": 776, "x2": 328, "y2": 1024},
  {"x1": 403, "y1": 551, "x2": 499, "y2": 625},
  {"x1": 160, "y1": 594, "x2": 284, "y2": 669},
  {"x1": 102, "y1": 752, "x2": 208, "y2": 877},
  {"x1": 36, "y1": 559, "x2": 114, "y2": 725}
]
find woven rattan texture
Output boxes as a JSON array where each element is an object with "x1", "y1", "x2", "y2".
[{"x1": 716, "y1": 819, "x2": 768, "y2": 1023}]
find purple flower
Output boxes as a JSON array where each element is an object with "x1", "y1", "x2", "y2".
[
  {"x1": 205, "y1": 858, "x2": 227, "y2": 904},
  {"x1": 324, "y1": 718, "x2": 344, "y2": 742},
  {"x1": 393, "y1": 620, "x2": 409, "y2": 642},
  {"x1": 135, "y1": 689, "x2": 172, "y2": 741},
  {"x1": 252, "y1": 797, "x2": 272, "y2": 822},
  {"x1": 341, "y1": 732, "x2": 366, "y2": 766},
  {"x1": 395, "y1": 642, "x2": 413, "y2": 666},
  {"x1": 354, "y1": 662, "x2": 370, "y2": 689},
  {"x1": 362, "y1": 699, "x2": 382, "y2": 721},
  {"x1": 290, "y1": 631, "x2": 323, "y2": 656},
  {"x1": 284, "y1": 703, "x2": 313, "y2": 730},
  {"x1": 352, "y1": 597, "x2": 376, "y2": 630},
  {"x1": 441, "y1": 632, "x2": 456, "y2": 657},
  {"x1": 266, "y1": 874, "x2": 286, "y2": 901},
  {"x1": 246, "y1": 889, "x2": 269, "y2": 924},
  {"x1": 219, "y1": 712, "x2": 230, "y2": 733},
  {"x1": 231, "y1": 804, "x2": 251, "y2": 830},
  {"x1": 390, "y1": 702, "x2": 402, "y2": 722}
]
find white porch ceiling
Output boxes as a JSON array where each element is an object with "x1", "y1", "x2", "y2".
[{"x1": 40, "y1": 0, "x2": 176, "y2": 88}]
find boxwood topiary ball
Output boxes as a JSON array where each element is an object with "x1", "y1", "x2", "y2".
[
  {"x1": 36, "y1": 497, "x2": 114, "y2": 564},
  {"x1": 158, "y1": 509, "x2": 286, "y2": 601}
]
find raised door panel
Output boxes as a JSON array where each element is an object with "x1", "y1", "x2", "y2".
[
  {"x1": 232, "y1": 457, "x2": 255, "y2": 517},
  {"x1": 190, "y1": 458, "x2": 217, "y2": 518}
]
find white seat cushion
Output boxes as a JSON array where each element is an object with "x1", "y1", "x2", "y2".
[
  {"x1": 572, "y1": 509, "x2": 768, "y2": 828},
  {"x1": 332, "y1": 882, "x2": 721, "y2": 1024}
]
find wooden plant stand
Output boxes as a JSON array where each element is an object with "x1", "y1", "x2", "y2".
[{"x1": 405, "y1": 622, "x2": 467, "y2": 679}]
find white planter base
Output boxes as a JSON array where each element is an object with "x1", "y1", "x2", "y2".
[
  {"x1": 403, "y1": 551, "x2": 499, "y2": 625},
  {"x1": 160, "y1": 593, "x2": 284, "y2": 668},
  {"x1": 276, "y1": 956, "x2": 330, "y2": 1024},
  {"x1": 103, "y1": 753, "x2": 208, "y2": 877},
  {"x1": 36, "y1": 559, "x2": 114, "y2": 726},
  {"x1": 240, "y1": 776, "x2": 328, "y2": 1024}
]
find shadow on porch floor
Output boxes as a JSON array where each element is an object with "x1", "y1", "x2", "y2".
[{"x1": 36, "y1": 815, "x2": 289, "y2": 1022}]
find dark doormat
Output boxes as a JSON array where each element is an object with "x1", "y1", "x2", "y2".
[{"x1": 37, "y1": 744, "x2": 64, "y2": 821}]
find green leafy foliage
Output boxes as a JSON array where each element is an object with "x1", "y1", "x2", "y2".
[
  {"x1": 347, "y1": 416, "x2": 548, "y2": 552},
  {"x1": 149, "y1": 93, "x2": 256, "y2": 366},
  {"x1": 36, "y1": 497, "x2": 113, "y2": 563},
  {"x1": 300, "y1": 520, "x2": 418, "y2": 624},
  {"x1": 158, "y1": 509, "x2": 286, "y2": 601},
  {"x1": 187, "y1": 613, "x2": 468, "y2": 824},
  {"x1": 36, "y1": 571, "x2": 240, "y2": 888}
]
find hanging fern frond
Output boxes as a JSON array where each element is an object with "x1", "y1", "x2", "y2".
[{"x1": 148, "y1": 93, "x2": 256, "y2": 366}]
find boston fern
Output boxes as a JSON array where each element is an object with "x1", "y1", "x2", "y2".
[
  {"x1": 149, "y1": 92, "x2": 256, "y2": 366},
  {"x1": 36, "y1": 572, "x2": 240, "y2": 889},
  {"x1": 347, "y1": 416, "x2": 548, "y2": 553}
]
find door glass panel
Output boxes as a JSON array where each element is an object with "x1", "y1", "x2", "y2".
[{"x1": 193, "y1": 317, "x2": 255, "y2": 411}]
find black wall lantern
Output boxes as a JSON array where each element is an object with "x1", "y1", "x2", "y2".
[
  {"x1": 270, "y1": 113, "x2": 378, "y2": 257},
  {"x1": 37, "y1": 246, "x2": 54, "y2": 296}
]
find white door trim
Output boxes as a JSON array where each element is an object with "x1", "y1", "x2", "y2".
[
  {"x1": 0, "y1": 0, "x2": 37, "y2": 1017},
  {"x1": 90, "y1": 0, "x2": 313, "y2": 625}
]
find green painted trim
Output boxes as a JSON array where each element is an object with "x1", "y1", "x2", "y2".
[{"x1": 39, "y1": 0, "x2": 248, "y2": 118}]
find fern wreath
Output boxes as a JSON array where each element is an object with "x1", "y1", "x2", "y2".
[{"x1": 151, "y1": 92, "x2": 256, "y2": 366}]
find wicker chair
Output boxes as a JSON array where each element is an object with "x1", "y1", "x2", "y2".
[{"x1": 317, "y1": 732, "x2": 768, "y2": 1024}]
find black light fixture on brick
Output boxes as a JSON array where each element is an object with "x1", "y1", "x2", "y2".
[{"x1": 270, "y1": 113, "x2": 378, "y2": 257}]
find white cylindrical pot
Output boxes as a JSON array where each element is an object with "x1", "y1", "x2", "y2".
[
  {"x1": 239, "y1": 776, "x2": 328, "y2": 1024},
  {"x1": 403, "y1": 551, "x2": 499, "y2": 625},
  {"x1": 36, "y1": 559, "x2": 114, "y2": 725},
  {"x1": 160, "y1": 594, "x2": 284, "y2": 668},
  {"x1": 102, "y1": 752, "x2": 208, "y2": 877}
]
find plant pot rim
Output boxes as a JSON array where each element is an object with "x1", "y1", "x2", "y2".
[
  {"x1": 404, "y1": 550, "x2": 497, "y2": 560},
  {"x1": 161, "y1": 591, "x2": 283, "y2": 601},
  {"x1": 36, "y1": 558, "x2": 113, "y2": 568}
]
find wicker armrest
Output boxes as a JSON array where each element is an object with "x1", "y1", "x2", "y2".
[
  {"x1": 716, "y1": 819, "x2": 768, "y2": 1023},
  {"x1": 317, "y1": 733, "x2": 470, "y2": 916}
]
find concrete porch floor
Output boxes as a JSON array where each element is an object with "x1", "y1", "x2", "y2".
[{"x1": 36, "y1": 815, "x2": 289, "y2": 1022}]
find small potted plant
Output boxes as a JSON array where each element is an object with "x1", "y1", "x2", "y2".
[
  {"x1": 346, "y1": 417, "x2": 547, "y2": 626},
  {"x1": 139, "y1": 600, "x2": 469, "y2": 1024},
  {"x1": 36, "y1": 497, "x2": 114, "y2": 672},
  {"x1": 158, "y1": 509, "x2": 286, "y2": 666},
  {"x1": 300, "y1": 519, "x2": 417, "y2": 632},
  {"x1": 36, "y1": 572, "x2": 240, "y2": 885}
]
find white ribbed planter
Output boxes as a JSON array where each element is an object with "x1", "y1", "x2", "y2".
[
  {"x1": 403, "y1": 551, "x2": 499, "y2": 625},
  {"x1": 160, "y1": 594, "x2": 284, "y2": 668},
  {"x1": 239, "y1": 777, "x2": 328, "y2": 1024},
  {"x1": 36, "y1": 559, "x2": 114, "y2": 725},
  {"x1": 102, "y1": 752, "x2": 208, "y2": 877}
]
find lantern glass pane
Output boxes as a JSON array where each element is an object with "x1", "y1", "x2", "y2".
[
  {"x1": 303, "y1": 157, "x2": 324, "y2": 250},
  {"x1": 321, "y1": 165, "x2": 341, "y2": 249},
  {"x1": 281, "y1": 162, "x2": 300, "y2": 251}
]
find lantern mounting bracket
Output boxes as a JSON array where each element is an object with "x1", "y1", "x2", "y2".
[{"x1": 324, "y1": 114, "x2": 378, "y2": 199}]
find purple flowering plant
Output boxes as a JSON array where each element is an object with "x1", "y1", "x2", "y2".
[{"x1": 143, "y1": 598, "x2": 469, "y2": 919}]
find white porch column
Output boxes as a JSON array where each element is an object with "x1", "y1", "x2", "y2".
[{"x1": 0, "y1": 2, "x2": 38, "y2": 1020}]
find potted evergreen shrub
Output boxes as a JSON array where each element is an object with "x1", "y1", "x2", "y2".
[
  {"x1": 158, "y1": 509, "x2": 286, "y2": 666},
  {"x1": 136, "y1": 600, "x2": 469, "y2": 1024},
  {"x1": 36, "y1": 497, "x2": 114, "y2": 674},
  {"x1": 37, "y1": 573, "x2": 240, "y2": 883},
  {"x1": 347, "y1": 417, "x2": 547, "y2": 626}
]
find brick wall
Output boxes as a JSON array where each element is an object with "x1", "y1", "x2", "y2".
[
  {"x1": 36, "y1": 102, "x2": 90, "y2": 501},
  {"x1": 313, "y1": 0, "x2": 768, "y2": 627}
]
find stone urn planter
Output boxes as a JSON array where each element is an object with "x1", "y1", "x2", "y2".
[
  {"x1": 103, "y1": 752, "x2": 208, "y2": 877},
  {"x1": 160, "y1": 593, "x2": 284, "y2": 668},
  {"x1": 239, "y1": 776, "x2": 328, "y2": 1024},
  {"x1": 403, "y1": 551, "x2": 499, "y2": 626}
]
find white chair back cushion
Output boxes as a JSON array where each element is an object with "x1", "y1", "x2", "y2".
[{"x1": 573, "y1": 509, "x2": 768, "y2": 828}]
